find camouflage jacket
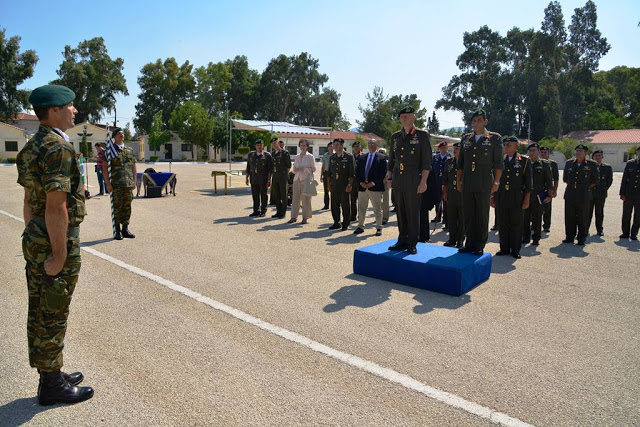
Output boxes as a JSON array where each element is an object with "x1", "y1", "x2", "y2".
[
  {"x1": 16, "y1": 125, "x2": 86, "y2": 226},
  {"x1": 110, "y1": 145, "x2": 136, "y2": 188}
]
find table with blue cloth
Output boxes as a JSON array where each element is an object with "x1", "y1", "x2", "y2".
[{"x1": 136, "y1": 172, "x2": 177, "y2": 197}]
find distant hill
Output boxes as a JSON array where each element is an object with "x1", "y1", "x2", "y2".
[{"x1": 349, "y1": 126, "x2": 360, "y2": 133}]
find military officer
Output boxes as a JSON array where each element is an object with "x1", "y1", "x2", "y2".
[
  {"x1": 540, "y1": 146, "x2": 559, "y2": 232},
  {"x1": 588, "y1": 150, "x2": 613, "y2": 236},
  {"x1": 245, "y1": 139, "x2": 273, "y2": 217},
  {"x1": 385, "y1": 106, "x2": 432, "y2": 255},
  {"x1": 103, "y1": 126, "x2": 137, "y2": 240},
  {"x1": 562, "y1": 144, "x2": 599, "y2": 245},
  {"x1": 432, "y1": 141, "x2": 451, "y2": 227},
  {"x1": 442, "y1": 142, "x2": 464, "y2": 247},
  {"x1": 457, "y1": 109, "x2": 503, "y2": 255},
  {"x1": 328, "y1": 138, "x2": 355, "y2": 231},
  {"x1": 350, "y1": 140, "x2": 363, "y2": 222},
  {"x1": 493, "y1": 136, "x2": 532, "y2": 259},
  {"x1": 320, "y1": 141, "x2": 334, "y2": 210},
  {"x1": 271, "y1": 139, "x2": 291, "y2": 219},
  {"x1": 523, "y1": 143, "x2": 552, "y2": 246},
  {"x1": 619, "y1": 146, "x2": 640, "y2": 240},
  {"x1": 17, "y1": 84, "x2": 94, "y2": 405}
]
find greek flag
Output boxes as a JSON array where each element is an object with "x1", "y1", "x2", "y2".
[{"x1": 105, "y1": 127, "x2": 119, "y2": 162}]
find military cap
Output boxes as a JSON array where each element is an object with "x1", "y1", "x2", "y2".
[
  {"x1": 539, "y1": 146, "x2": 550, "y2": 152},
  {"x1": 502, "y1": 135, "x2": 519, "y2": 144},
  {"x1": 333, "y1": 138, "x2": 345, "y2": 145},
  {"x1": 453, "y1": 142, "x2": 460, "y2": 147},
  {"x1": 397, "y1": 105, "x2": 415, "y2": 117},
  {"x1": 270, "y1": 136, "x2": 278, "y2": 142},
  {"x1": 437, "y1": 141, "x2": 447, "y2": 148},
  {"x1": 255, "y1": 139, "x2": 264, "y2": 145},
  {"x1": 592, "y1": 149, "x2": 603, "y2": 155},
  {"x1": 111, "y1": 127, "x2": 123, "y2": 138},
  {"x1": 471, "y1": 108, "x2": 487, "y2": 118},
  {"x1": 28, "y1": 84, "x2": 75, "y2": 107},
  {"x1": 527, "y1": 142, "x2": 540, "y2": 150},
  {"x1": 575, "y1": 143, "x2": 588, "y2": 151}
]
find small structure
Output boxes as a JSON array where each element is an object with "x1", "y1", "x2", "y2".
[{"x1": 0, "y1": 122, "x2": 28, "y2": 161}]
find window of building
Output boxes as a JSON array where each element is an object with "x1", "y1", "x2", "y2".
[
  {"x1": 181, "y1": 144, "x2": 192, "y2": 152},
  {"x1": 5, "y1": 141, "x2": 18, "y2": 152},
  {"x1": 319, "y1": 147, "x2": 328, "y2": 156},
  {"x1": 286, "y1": 146, "x2": 297, "y2": 156}
]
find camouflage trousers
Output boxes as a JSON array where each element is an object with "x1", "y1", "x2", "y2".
[
  {"x1": 112, "y1": 187, "x2": 133, "y2": 225},
  {"x1": 22, "y1": 217, "x2": 81, "y2": 372}
]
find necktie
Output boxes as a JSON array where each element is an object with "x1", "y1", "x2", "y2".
[{"x1": 365, "y1": 153, "x2": 373, "y2": 182}]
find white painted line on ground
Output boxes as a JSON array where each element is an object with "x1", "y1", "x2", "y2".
[{"x1": 1, "y1": 208, "x2": 533, "y2": 427}]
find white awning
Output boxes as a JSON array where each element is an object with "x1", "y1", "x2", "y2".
[{"x1": 231, "y1": 120, "x2": 329, "y2": 136}]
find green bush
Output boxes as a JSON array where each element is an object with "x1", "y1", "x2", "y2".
[
  {"x1": 149, "y1": 155, "x2": 159, "y2": 162},
  {"x1": 0, "y1": 156, "x2": 3, "y2": 162},
  {"x1": 7, "y1": 157, "x2": 17, "y2": 164},
  {"x1": 237, "y1": 146, "x2": 250, "y2": 155},
  {"x1": 233, "y1": 155, "x2": 243, "y2": 161}
]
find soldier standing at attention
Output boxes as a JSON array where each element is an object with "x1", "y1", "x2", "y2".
[
  {"x1": 432, "y1": 141, "x2": 451, "y2": 227},
  {"x1": 540, "y1": 146, "x2": 559, "y2": 232},
  {"x1": 17, "y1": 84, "x2": 94, "y2": 405},
  {"x1": 493, "y1": 136, "x2": 532, "y2": 259},
  {"x1": 319, "y1": 141, "x2": 334, "y2": 210},
  {"x1": 386, "y1": 106, "x2": 432, "y2": 255},
  {"x1": 245, "y1": 139, "x2": 273, "y2": 217},
  {"x1": 442, "y1": 142, "x2": 464, "y2": 247},
  {"x1": 103, "y1": 127, "x2": 137, "y2": 240},
  {"x1": 457, "y1": 109, "x2": 503, "y2": 255},
  {"x1": 562, "y1": 144, "x2": 599, "y2": 245},
  {"x1": 619, "y1": 146, "x2": 640, "y2": 240},
  {"x1": 350, "y1": 140, "x2": 363, "y2": 222},
  {"x1": 270, "y1": 140, "x2": 291, "y2": 219},
  {"x1": 588, "y1": 150, "x2": 613, "y2": 236},
  {"x1": 328, "y1": 138, "x2": 355, "y2": 231},
  {"x1": 523, "y1": 143, "x2": 552, "y2": 246}
]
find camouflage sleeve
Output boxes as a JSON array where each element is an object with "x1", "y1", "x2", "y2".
[
  {"x1": 41, "y1": 145, "x2": 74, "y2": 193},
  {"x1": 16, "y1": 151, "x2": 28, "y2": 187}
]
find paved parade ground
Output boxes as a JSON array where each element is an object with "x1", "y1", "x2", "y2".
[{"x1": 0, "y1": 162, "x2": 638, "y2": 426}]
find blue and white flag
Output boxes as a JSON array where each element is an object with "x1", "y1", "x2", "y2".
[{"x1": 105, "y1": 126, "x2": 119, "y2": 162}]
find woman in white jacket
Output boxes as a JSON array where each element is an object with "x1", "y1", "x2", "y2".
[{"x1": 288, "y1": 139, "x2": 316, "y2": 224}]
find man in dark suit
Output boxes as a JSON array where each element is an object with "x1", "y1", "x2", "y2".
[
  {"x1": 588, "y1": 149, "x2": 613, "y2": 236},
  {"x1": 354, "y1": 139, "x2": 387, "y2": 236}
]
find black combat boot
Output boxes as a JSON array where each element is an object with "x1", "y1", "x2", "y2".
[
  {"x1": 38, "y1": 370, "x2": 94, "y2": 406},
  {"x1": 114, "y1": 223, "x2": 123, "y2": 240},
  {"x1": 121, "y1": 224, "x2": 135, "y2": 238},
  {"x1": 38, "y1": 369, "x2": 83, "y2": 385}
]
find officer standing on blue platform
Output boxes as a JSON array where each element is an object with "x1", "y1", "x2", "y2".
[
  {"x1": 386, "y1": 106, "x2": 432, "y2": 255},
  {"x1": 457, "y1": 109, "x2": 503, "y2": 255},
  {"x1": 493, "y1": 136, "x2": 532, "y2": 259},
  {"x1": 562, "y1": 144, "x2": 599, "y2": 245}
]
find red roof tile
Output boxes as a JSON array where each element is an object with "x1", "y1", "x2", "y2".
[
  {"x1": 12, "y1": 113, "x2": 39, "y2": 121},
  {"x1": 565, "y1": 129, "x2": 640, "y2": 144}
]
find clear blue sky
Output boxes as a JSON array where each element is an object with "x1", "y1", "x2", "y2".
[{"x1": 2, "y1": 0, "x2": 639, "y2": 131}]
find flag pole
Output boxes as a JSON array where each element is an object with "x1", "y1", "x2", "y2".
[{"x1": 106, "y1": 124, "x2": 117, "y2": 238}]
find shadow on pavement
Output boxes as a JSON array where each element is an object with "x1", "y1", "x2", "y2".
[
  {"x1": 213, "y1": 215, "x2": 271, "y2": 226},
  {"x1": 324, "y1": 274, "x2": 471, "y2": 315},
  {"x1": 80, "y1": 237, "x2": 114, "y2": 247},
  {"x1": 491, "y1": 255, "x2": 517, "y2": 274},
  {"x1": 549, "y1": 243, "x2": 588, "y2": 258},
  {"x1": 614, "y1": 238, "x2": 640, "y2": 252},
  {"x1": 0, "y1": 397, "x2": 54, "y2": 427},
  {"x1": 191, "y1": 187, "x2": 250, "y2": 197}
]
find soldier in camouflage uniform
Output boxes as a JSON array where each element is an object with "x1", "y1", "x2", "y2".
[
  {"x1": 17, "y1": 84, "x2": 94, "y2": 405},
  {"x1": 103, "y1": 127, "x2": 137, "y2": 240}
]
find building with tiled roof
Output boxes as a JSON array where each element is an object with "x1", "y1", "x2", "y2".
[
  {"x1": 565, "y1": 129, "x2": 639, "y2": 172},
  {"x1": 0, "y1": 122, "x2": 28, "y2": 161}
]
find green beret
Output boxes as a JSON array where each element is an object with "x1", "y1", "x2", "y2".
[
  {"x1": 592, "y1": 149, "x2": 603, "y2": 155},
  {"x1": 471, "y1": 108, "x2": 487, "y2": 118},
  {"x1": 502, "y1": 135, "x2": 519, "y2": 143},
  {"x1": 453, "y1": 142, "x2": 460, "y2": 147},
  {"x1": 575, "y1": 143, "x2": 588, "y2": 151},
  {"x1": 255, "y1": 139, "x2": 264, "y2": 145},
  {"x1": 28, "y1": 84, "x2": 75, "y2": 107},
  {"x1": 527, "y1": 142, "x2": 540, "y2": 150},
  {"x1": 111, "y1": 127, "x2": 123, "y2": 138},
  {"x1": 397, "y1": 105, "x2": 415, "y2": 117}
]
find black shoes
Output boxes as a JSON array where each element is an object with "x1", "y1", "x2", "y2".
[
  {"x1": 418, "y1": 236, "x2": 430, "y2": 243},
  {"x1": 619, "y1": 234, "x2": 629, "y2": 239},
  {"x1": 321, "y1": 206, "x2": 329, "y2": 210},
  {"x1": 388, "y1": 242, "x2": 408, "y2": 251},
  {"x1": 511, "y1": 252, "x2": 521, "y2": 259},
  {"x1": 249, "y1": 212, "x2": 259, "y2": 217},
  {"x1": 532, "y1": 240, "x2": 540, "y2": 246},
  {"x1": 114, "y1": 223, "x2": 123, "y2": 240},
  {"x1": 328, "y1": 223, "x2": 341, "y2": 230},
  {"x1": 259, "y1": 211, "x2": 266, "y2": 217},
  {"x1": 472, "y1": 250, "x2": 484, "y2": 256},
  {"x1": 576, "y1": 240, "x2": 585, "y2": 246},
  {"x1": 353, "y1": 227, "x2": 364, "y2": 235},
  {"x1": 458, "y1": 246, "x2": 473, "y2": 253},
  {"x1": 341, "y1": 225, "x2": 349, "y2": 231},
  {"x1": 562, "y1": 238, "x2": 574, "y2": 243},
  {"x1": 495, "y1": 250, "x2": 510, "y2": 256},
  {"x1": 456, "y1": 242, "x2": 464, "y2": 248},
  {"x1": 38, "y1": 370, "x2": 94, "y2": 406},
  {"x1": 38, "y1": 369, "x2": 83, "y2": 386},
  {"x1": 375, "y1": 229, "x2": 382, "y2": 236},
  {"x1": 407, "y1": 246, "x2": 418, "y2": 255},
  {"x1": 597, "y1": 231, "x2": 604, "y2": 236},
  {"x1": 522, "y1": 237, "x2": 531, "y2": 244},
  {"x1": 490, "y1": 225, "x2": 498, "y2": 231},
  {"x1": 631, "y1": 235, "x2": 638, "y2": 241},
  {"x1": 443, "y1": 240, "x2": 455, "y2": 247},
  {"x1": 382, "y1": 220, "x2": 388, "y2": 225},
  {"x1": 122, "y1": 225, "x2": 135, "y2": 239}
]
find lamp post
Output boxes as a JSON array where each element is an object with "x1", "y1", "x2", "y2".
[{"x1": 77, "y1": 124, "x2": 93, "y2": 194}]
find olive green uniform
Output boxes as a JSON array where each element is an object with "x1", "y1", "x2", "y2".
[
  {"x1": 494, "y1": 154, "x2": 532, "y2": 254},
  {"x1": 588, "y1": 162, "x2": 613, "y2": 234},
  {"x1": 271, "y1": 149, "x2": 291, "y2": 217},
  {"x1": 543, "y1": 159, "x2": 559, "y2": 230},
  {"x1": 329, "y1": 152, "x2": 355, "y2": 228},
  {"x1": 523, "y1": 159, "x2": 553, "y2": 243},
  {"x1": 350, "y1": 152, "x2": 363, "y2": 221},
  {"x1": 620, "y1": 158, "x2": 640, "y2": 238},
  {"x1": 110, "y1": 146, "x2": 136, "y2": 225},
  {"x1": 388, "y1": 128, "x2": 432, "y2": 247},
  {"x1": 443, "y1": 156, "x2": 464, "y2": 246},
  {"x1": 17, "y1": 125, "x2": 86, "y2": 371},
  {"x1": 246, "y1": 151, "x2": 273, "y2": 214},
  {"x1": 563, "y1": 159, "x2": 599, "y2": 243},
  {"x1": 458, "y1": 131, "x2": 503, "y2": 251}
]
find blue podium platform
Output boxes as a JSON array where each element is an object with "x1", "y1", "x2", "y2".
[{"x1": 353, "y1": 240, "x2": 492, "y2": 296}]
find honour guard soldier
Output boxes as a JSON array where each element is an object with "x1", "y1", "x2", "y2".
[
  {"x1": 432, "y1": 141, "x2": 451, "y2": 227},
  {"x1": 271, "y1": 139, "x2": 291, "y2": 218},
  {"x1": 523, "y1": 143, "x2": 552, "y2": 245},
  {"x1": 443, "y1": 142, "x2": 464, "y2": 247},
  {"x1": 619, "y1": 146, "x2": 640, "y2": 240},
  {"x1": 540, "y1": 146, "x2": 559, "y2": 232},
  {"x1": 385, "y1": 106, "x2": 432, "y2": 254},
  {"x1": 104, "y1": 127, "x2": 137, "y2": 240},
  {"x1": 457, "y1": 109, "x2": 503, "y2": 255},
  {"x1": 17, "y1": 84, "x2": 94, "y2": 405},
  {"x1": 328, "y1": 138, "x2": 355, "y2": 230},
  {"x1": 588, "y1": 149, "x2": 613, "y2": 236},
  {"x1": 245, "y1": 139, "x2": 273, "y2": 217},
  {"x1": 562, "y1": 144, "x2": 599, "y2": 245},
  {"x1": 493, "y1": 136, "x2": 532, "y2": 259}
]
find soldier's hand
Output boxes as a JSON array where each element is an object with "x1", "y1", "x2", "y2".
[
  {"x1": 490, "y1": 196, "x2": 496, "y2": 208},
  {"x1": 457, "y1": 180, "x2": 463, "y2": 192},
  {"x1": 544, "y1": 196, "x2": 552, "y2": 203},
  {"x1": 522, "y1": 198, "x2": 530, "y2": 210},
  {"x1": 442, "y1": 191, "x2": 448, "y2": 202},
  {"x1": 491, "y1": 182, "x2": 499, "y2": 194},
  {"x1": 320, "y1": 175, "x2": 323, "y2": 183},
  {"x1": 245, "y1": 178, "x2": 249, "y2": 186},
  {"x1": 106, "y1": 183, "x2": 113, "y2": 193},
  {"x1": 44, "y1": 255, "x2": 66, "y2": 276},
  {"x1": 345, "y1": 185, "x2": 352, "y2": 193},
  {"x1": 360, "y1": 182, "x2": 367, "y2": 189},
  {"x1": 267, "y1": 181, "x2": 271, "y2": 188},
  {"x1": 551, "y1": 190, "x2": 557, "y2": 198},
  {"x1": 621, "y1": 195, "x2": 627, "y2": 201},
  {"x1": 417, "y1": 182, "x2": 427, "y2": 194}
]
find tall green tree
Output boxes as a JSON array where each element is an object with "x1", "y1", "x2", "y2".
[
  {"x1": 298, "y1": 87, "x2": 349, "y2": 130},
  {"x1": 194, "y1": 61, "x2": 232, "y2": 115},
  {"x1": 148, "y1": 111, "x2": 171, "y2": 155},
  {"x1": 0, "y1": 28, "x2": 38, "y2": 120},
  {"x1": 51, "y1": 37, "x2": 127, "y2": 124},
  {"x1": 226, "y1": 55, "x2": 261, "y2": 119},
  {"x1": 427, "y1": 111, "x2": 440, "y2": 134},
  {"x1": 134, "y1": 58, "x2": 195, "y2": 134},
  {"x1": 169, "y1": 101, "x2": 214, "y2": 160}
]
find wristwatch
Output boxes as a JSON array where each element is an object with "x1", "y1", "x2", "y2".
[{"x1": 493, "y1": 181, "x2": 500, "y2": 185}]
